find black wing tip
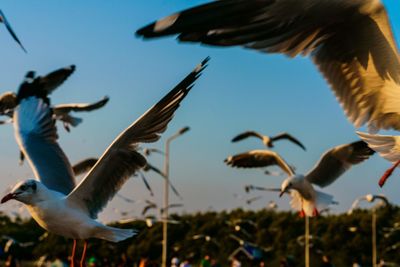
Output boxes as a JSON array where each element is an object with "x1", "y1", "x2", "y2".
[{"x1": 353, "y1": 140, "x2": 376, "y2": 155}]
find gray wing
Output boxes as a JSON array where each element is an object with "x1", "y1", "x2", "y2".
[
  {"x1": 270, "y1": 132, "x2": 306, "y2": 150},
  {"x1": 137, "y1": 0, "x2": 400, "y2": 132},
  {"x1": 72, "y1": 158, "x2": 98, "y2": 176},
  {"x1": 224, "y1": 149, "x2": 295, "y2": 176},
  {"x1": 36, "y1": 65, "x2": 76, "y2": 95},
  {"x1": 53, "y1": 96, "x2": 109, "y2": 114},
  {"x1": 14, "y1": 96, "x2": 75, "y2": 195},
  {"x1": 0, "y1": 10, "x2": 26, "y2": 53},
  {"x1": 231, "y1": 131, "x2": 264, "y2": 143},
  {"x1": 66, "y1": 58, "x2": 208, "y2": 218},
  {"x1": 306, "y1": 141, "x2": 375, "y2": 188}
]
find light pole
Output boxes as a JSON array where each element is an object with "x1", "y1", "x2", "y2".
[
  {"x1": 305, "y1": 216, "x2": 310, "y2": 267},
  {"x1": 348, "y1": 194, "x2": 389, "y2": 267},
  {"x1": 161, "y1": 126, "x2": 190, "y2": 267}
]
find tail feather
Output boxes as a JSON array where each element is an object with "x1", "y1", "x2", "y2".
[
  {"x1": 95, "y1": 225, "x2": 137, "y2": 242},
  {"x1": 290, "y1": 190, "x2": 336, "y2": 217}
]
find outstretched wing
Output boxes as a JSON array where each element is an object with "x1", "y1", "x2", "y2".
[
  {"x1": 306, "y1": 141, "x2": 375, "y2": 187},
  {"x1": 137, "y1": 0, "x2": 400, "y2": 132},
  {"x1": 66, "y1": 58, "x2": 209, "y2": 218},
  {"x1": 0, "y1": 10, "x2": 26, "y2": 53},
  {"x1": 14, "y1": 94, "x2": 75, "y2": 195},
  {"x1": 270, "y1": 132, "x2": 306, "y2": 150},
  {"x1": 231, "y1": 131, "x2": 264, "y2": 143},
  {"x1": 225, "y1": 149, "x2": 294, "y2": 176},
  {"x1": 37, "y1": 65, "x2": 76, "y2": 94},
  {"x1": 357, "y1": 131, "x2": 400, "y2": 162},
  {"x1": 53, "y1": 96, "x2": 109, "y2": 114}
]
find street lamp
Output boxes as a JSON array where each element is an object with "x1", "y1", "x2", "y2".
[
  {"x1": 161, "y1": 126, "x2": 190, "y2": 267},
  {"x1": 348, "y1": 194, "x2": 389, "y2": 267}
]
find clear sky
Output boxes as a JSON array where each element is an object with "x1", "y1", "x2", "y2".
[{"x1": 0, "y1": 0, "x2": 399, "y2": 222}]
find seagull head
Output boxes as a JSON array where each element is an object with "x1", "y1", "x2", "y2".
[
  {"x1": 1, "y1": 179, "x2": 40, "y2": 204},
  {"x1": 280, "y1": 175, "x2": 302, "y2": 197}
]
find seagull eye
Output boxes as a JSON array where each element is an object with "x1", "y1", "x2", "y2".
[{"x1": 20, "y1": 185, "x2": 27, "y2": 191}]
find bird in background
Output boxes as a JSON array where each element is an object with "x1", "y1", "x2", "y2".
[
  {"x1": 0, "y1": 9, "x2": 26, "y2": 52},
  {"x1": 226, "y1": 141, "x2": 374, "y2": 216},
  {"x1": 348, "y1": 194, "x2": 389, "y2": 215},
  {"x1": 232, "y1": 131, "x2": 306, "y2": 151},
  {"x1": 1, "y1": 57, "x2": 209, "y2": 267}
]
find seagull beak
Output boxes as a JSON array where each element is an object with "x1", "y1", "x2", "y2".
[
  {"x1": 279, "y1": 190, "x2": 285, "y2": 198},
  {"x1": 1, "y1": 193, "x2": 16, "y2": 204}
]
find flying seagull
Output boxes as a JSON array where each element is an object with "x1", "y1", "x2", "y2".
[
  {"x1": 1, "y1": 57, "x2": 209, "y2": 266},
  {"x1": 137, "y1": 0, "x2": 400, "y2": 133},
  {"x1": 232, "y1": 131, "x2": 306, "y2": 150},
  {"x1": 0, "y1": 10, "x2": 26, "y2": 52},
  {"x1": 226, "y1": 141, "x2": 374, "y2": 216}
]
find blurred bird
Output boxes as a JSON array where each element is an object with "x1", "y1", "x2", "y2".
[
  {"x1": 137, "y1": 0, "x2": 400, "y2": 133},
  {"x1": 1, "y1": 58, "x2": 209, "y2": 266},
  {"x1": 142, "y1": 147, "x2": 164, "y2": 156},
  {"x1": 0, "y1": 10, "x2": 26, "y2": 52},
  {"x1": 348, "y1": 194, "x2": 389, "y2": 215},
  {"x1": 245, "y1": 196, "x2": 262, "y2": 205},
  {"x1": 141, "y1": 200, "x2": 157, "y2": 216},
  {"x1": 143, "y1": 162, "x2": 182, "y2": 198},
  {"x1": 227, "y1": 141, "x2": 374, "y2": 216},
  {"x1": 232, "y1": 131, "x2": 306, "y2": 151}
]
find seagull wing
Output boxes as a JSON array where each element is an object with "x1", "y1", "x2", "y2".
[
  {"x1": 137, "y1": 0, "x2": 400, "y2": 132},
  {"x1": 72, "y1": 158, "x2": 98, "y2": 176},
  {"x1": 225, "y1": 150, "x2": 295, "y2": 176},
  {"x1": 357, "y1": 131, "x2": 400, "y2": 162},
  {"x1": 270, "y1": 132, "x2": 306, "y2": 150},
  {"x1": 14, "y1": 95, "x2": 75, "y2": 195},
  {"x1": 66, "y1": 58, "x2": 208, "y2": 219},
  {"x1": 231, "y1": 131, "x2": 264, "y2": 143},
  {"x1": 37, "y1": 65, "x2": 76, "y2": 94},
  {"x1": 0, "y1": 92, "x2": 17, "y2": 115},
  {"x1": 0, "y1": 10, "x2": 26, "y2": 53},
  {"x1": 306, "y1": 141, "x2": 375, "y2": 188},
  {"x1": 53, "y1": 96, "x2": 110, "y2": 114}
]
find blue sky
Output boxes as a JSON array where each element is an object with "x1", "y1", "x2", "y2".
[{"x1": 0, "y1": 0, "x2": 399, "y2": 222}]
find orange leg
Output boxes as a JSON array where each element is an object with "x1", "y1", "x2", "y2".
[
  {"x1": 379, "y1": 160, "x2": 400, "y2": 187},
  {"x1": 312, "y1": 208, "x2": 319, "y2": 217},
  {"x1": 70, "y1": 239, "x2": 77, "y2": 267},
  {"x1": 80, "y1": 240, "x2": 88, "y2": 267}
]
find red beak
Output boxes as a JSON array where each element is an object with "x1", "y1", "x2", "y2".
[{"x1": 1, "y1": 193, "x2": 16, "y2": 204}]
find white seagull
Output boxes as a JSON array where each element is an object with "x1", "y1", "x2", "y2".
[
  {"x1": 1, "y1": 57, "x2": 209, "y2": 266},
  {"x1": 225, "y1": 141, "x2": 374, "y2": 216},
  {"x1": 232, "y1": 131, "x2": 306, "y2": 151},
  {"x1": 137, "y1": 0, "x2": 400, "y2": 133},
  {"x1": 0, "y1": 9, "x2": 26, "y2": 52}
]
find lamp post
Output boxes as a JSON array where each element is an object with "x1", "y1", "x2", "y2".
[
  {"x1": 348, "y1": 194, "x2": 389, "y2": 267},
  {"x1": 161, "y1": 126, "x2": 190, "y2": 267}
]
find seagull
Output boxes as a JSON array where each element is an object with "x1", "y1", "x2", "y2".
[
  {"x1": 1, "y1": 57, "x2": 209, "y2": 267},
  {"x1": 0, "y1": 10, "x2": 26, "y2": 52},
  {"x1": 357, "y1": 132, "x2": 400, "y2": 187},
  {"x1": 137, "y1": 0, "x2": 400, "y2": 133},
  {"x1": 141, "y1": 200, "x2": 158, "y2": 216},
  {"x1": 245, "y1": 196, "x2": 262, "y2": 205},
  {"x1": 143, "y1": 162, "x2": 182, "y2": 198},
  {"x1": 232, "y1": 131, "x2": 306, "y2": 151},
  {"x1": 142, "y1": 147, "x2": 164, "y2": 156},
  {"x1": 226, "y1": 141, "x2": 374, "y2": 216},
  {"x1": 348, "y1": 194, "x2": 389, "y2": 215},
  {"x1": 52, "y1": 96, "x2": 110, "y2": 132}
]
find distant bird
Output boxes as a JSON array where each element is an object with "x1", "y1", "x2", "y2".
[
  {"x1": 245, "y1": 196, "x2": 262, "y2": 205},
  {"x1": 53, "y1": 96, "x2": 110, "y2": 132},
  {"x1": 267, "y1": 201, "x2": 278, "y2": 210},
  {"x1": 0, "y1": 10, "x2": 26, "y2": 52},
  {"x1": 1, "y1": 58, "x2": 208, "y2": 266},
  {"x1": 137, "y1": 0, "x2": 400, "y2": 133},
  {"x1": 357, "y1": 132, "x2": 400, "y2": 187},
  {"x1": 116, "y1": 194, "x2": 135, "y2": 204},
  {"x1": 142, "y1": 148, "x2": 164, "y2": 156},
  {"x1": 228, "y1": 141, "x2": 374, "y2": 216},
  {"x1": 244, "y1": 184, "x2": 280, "y2": 194},
  {"x1": 160, "y1": 203, "x2": 184, "y2": 214},
  {"x1": 232, "y1": 131, "x2": 306, "y2": 151},
  {"x1": 348, "y1": 194, "x2": 389, "y2": 215},
  {"x1": 143, "y1": 162, "x2": 182, "y2": 198}
]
